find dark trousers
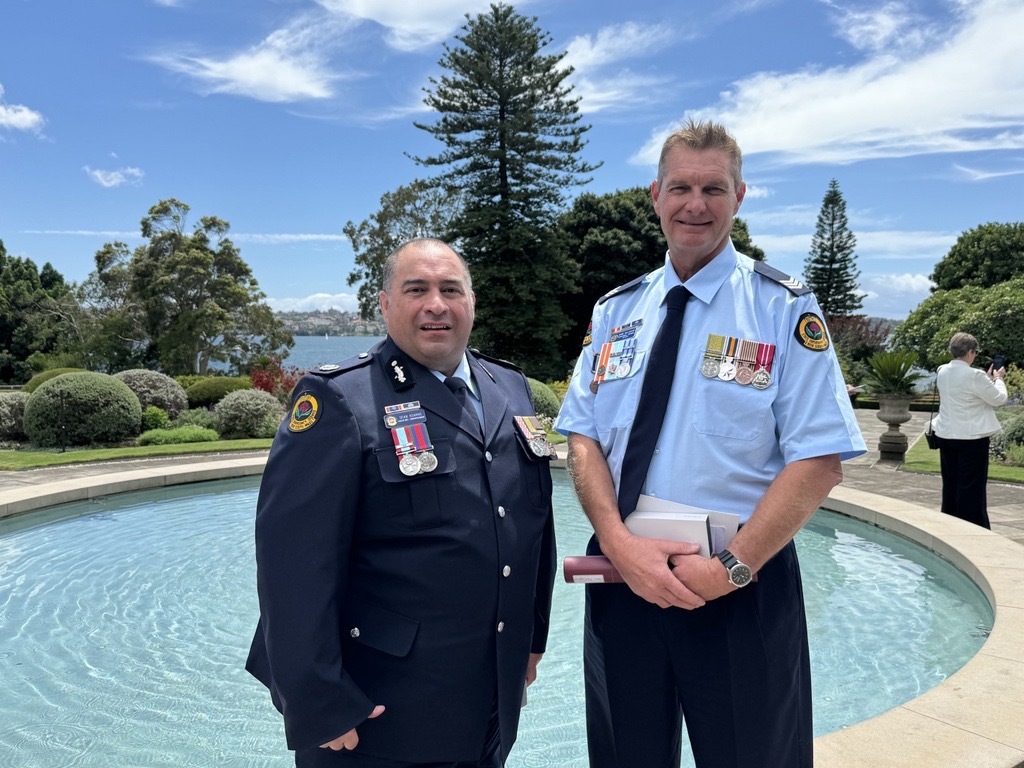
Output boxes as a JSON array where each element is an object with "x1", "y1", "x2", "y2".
[
  {"x1": 295, "y1": 714, "x2": 501, "y2": 768},
  {"x1": 938, "y1": 436, "x2": 991, "y2": 529},
  {"x1": 583, "y1": 540, "x2": 812, "y2": 768}
]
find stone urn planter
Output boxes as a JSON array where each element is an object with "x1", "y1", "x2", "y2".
[
  {"x1": 863, "y1": 350, "x2": 924, "y2": 463},
  {"x1": 875, "y1": 394, "x2": 915, "y2": 461}
]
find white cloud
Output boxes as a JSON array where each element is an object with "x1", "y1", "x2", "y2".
[
  {"x1": 562, "y1": 23, "x2": 675, "y2": 115},
  {"x1": 149, "y1": 13, "x2": 355, "y2": 102},
  {"x1": 635, "y1": 0, "x2": 1024, "y2": 165},
  {"x1": 954, "y1": 163, "x2": 1024, "y2": 181},
  {"x1": 743, "y1": 184, "x2": 773, "y2": 200},
  {"x1": 870, "y1": 272, "x2": 934, "y2": 293},
  {"x1": 827, "y1": 0, "x2": 942, "y2": 55},
  {"x1": 0, "y1": 84, "x2": 45, "y2": 134},
  {"x1": 315, "y1": 0, "x2": 496, "y2": 51},
  {"x1": 82, "y1": 166, "x2": 145, "y2": 188},
  {"x1": 267, "y1": 293, "x2": 359, "y2": 312}
]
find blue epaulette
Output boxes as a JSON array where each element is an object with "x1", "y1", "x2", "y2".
[
  {"x1": 309, "y1": 352, "x2": 374, "y2": 377},
  {"x1": 597, "y1": 274, "x2": 646, "y2": 305},
  {"x1": 753, "y1": 261, "x2": 811, "y2": 296}
]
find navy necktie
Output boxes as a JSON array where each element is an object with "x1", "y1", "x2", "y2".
[
  {"x1": 444, "y1": 376, "x2": 481, "y2": 436},
  {"x1": 616, "y1": 285, "x2": 691, "y2": 519}
]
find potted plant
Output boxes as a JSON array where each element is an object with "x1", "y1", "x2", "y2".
[{"x1": 863, "y1": 350, "x2": 924, "y2": 460}]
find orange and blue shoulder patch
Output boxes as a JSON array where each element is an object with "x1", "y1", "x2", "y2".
[
  {"x1": 794, "y1": 313, "x2": 829, "y2": 351},
  {"x1": 288, "y1": 393, "x2": 320, "y2": 432}
]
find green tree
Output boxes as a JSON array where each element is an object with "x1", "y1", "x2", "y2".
[
  {"x1": 411, "y1": 2, "x2": 598, "y2": 378},
  {"x1": 345, "y1": 179, "x2": 465, "y2": 319},
  {"x1": 887, "y1": 282, "x2": 1024, "y2": 369},
  {"x1": 86, "y1": 199, "x2": 292, "y2": 375},
  {"x1": 931, "y1": 222, "x2": 1024, "y2": 291},
  {"x1": 0, "y1": 239, "x2": 72, "y2": 383},
  {"x1": 556, "y1": 187, "x2": 663, "y2": 366},
  {"x1": 731, "y1": 218, "x2": 765, "y2": 261},
  {"x1": 804, "y1": 178, "x2": 862, "y2": 319}
]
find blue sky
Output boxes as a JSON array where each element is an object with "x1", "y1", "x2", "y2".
[{"x1": 2, "y1": 0, "x2": 1022, "y2": 321}]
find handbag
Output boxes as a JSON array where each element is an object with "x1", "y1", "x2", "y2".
[{"x1": 925, "y1": 379, "x2": 939, "y2": 449}]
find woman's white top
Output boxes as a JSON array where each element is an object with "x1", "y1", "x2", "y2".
[{"x1": 933, "y1": 359, "x2": 1007, "y2": 439}]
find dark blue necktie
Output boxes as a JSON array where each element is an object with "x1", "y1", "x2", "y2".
[
  {"x1": 616, "y1": 285, "x2": 691, "y2": 519},
  {"x1": 444, "y1": 376, "x2": 481, "y2": 437}
]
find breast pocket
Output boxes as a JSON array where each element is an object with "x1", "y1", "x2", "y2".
[
  {"x1": 692, "y1": 377, "x2": 772, "y2": 441},
  {"x1": 374, "y1": 437, "x2": 460, "y2": 530},
  {"x1": 593, "y1": 349, "x2": 646, "y2": 442}
]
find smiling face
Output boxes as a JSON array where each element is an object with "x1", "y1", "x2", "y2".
[
  {"x1": 378, "y1": 242, "x2": 475, "y2": 376},
  {"x1": 651, "y1": 146, "x2": 745, "y2": 280}
]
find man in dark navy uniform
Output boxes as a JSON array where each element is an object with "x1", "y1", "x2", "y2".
[{"x1": 247, "y1": 238, "x2": 556, "y2": 767}]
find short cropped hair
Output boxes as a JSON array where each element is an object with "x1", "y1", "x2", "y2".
[
  {"x1": 657, "y1": 118, "x2": 743, "y2": 191},
  {"x1": 949, "y1": 332, "x2": 979, "y2": 359},
  {"x1": 381, "y1": 238, "x2": 473, "y2": 294}
]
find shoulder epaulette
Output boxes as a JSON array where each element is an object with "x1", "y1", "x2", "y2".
[
  {"x1": 597, "y1": 274, "x2": 646, "y2": 305},
  {"x1": 753, "y1": 261, "x2": 811, "y2": 296},
  {"x1": 470, "y1": 348, "x2": 522, "y2": 372},
  {"x1": 308, "y1": 352, "x2": 374, "y2": 377}
]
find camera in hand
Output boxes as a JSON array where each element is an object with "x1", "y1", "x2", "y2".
[{"x1": 992, "y1": 354, "x2": 1006, "y2": 370}]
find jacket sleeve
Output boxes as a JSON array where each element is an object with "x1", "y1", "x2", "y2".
[
  {"x1": 251, "y1": 373, "x2": 376, "y2": 750},
  {"x1": 530, "y1": 501, "x2": 556, "y2": 654}
]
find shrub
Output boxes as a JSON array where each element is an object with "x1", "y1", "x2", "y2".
[
  {"x1": 23, "y1": 367, "x2": 85, "y2": 394},
  {"x1": 24, "y1": 372, "x2": 142, "y2": 448},
  {"x1": 215, "y1": 389, "x2": 284, "y2": 439},
  {"x1": 175, "y1": 374, "x2": 210, "y2": 391},
  {"x1": 528, "y1": 377, "x2": 561, "y2": 419},
  {"x1": 1002, "y1": 413, "x2": 1024, "y2": 448},
  {"x1": 1005, "y1": 442, "x2": 1024, "y2": 468},
  {"x1": 141, "y1": 405, "x2": 171, "y2": 432},
  {"x1": 250, "y1": 357, "x2": 303, "y2": 404},
  {"x1": 0, "y1": 391, "x2": 31, "y2": 440},
  {"x1": 114, "y1": 369, "x2": 189, "y2": 419},
  {"x1": 138, "y1": 426, "x2": 220, "y2": 446},
  {"x1": 186, "y1": 376, "x2": 253, "y2": 409},
  {"x1": 173, "y1": 408, "x2": 219, "y2": 431}
]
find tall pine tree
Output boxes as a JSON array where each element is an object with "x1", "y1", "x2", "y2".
[
  {"x1": 411, "y1": 3, "x2": 599, "y2": 378},
  {"x1": 804, "y1": 178, "x2": 862, "y2": 318}
]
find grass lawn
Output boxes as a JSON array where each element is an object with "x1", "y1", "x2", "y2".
[
  {"x1": 901, "y1": 433, "x2": 1024, "y2": 485},
  {"x1": 0, "y1": 439, "x2": 273, "y2": 471}
]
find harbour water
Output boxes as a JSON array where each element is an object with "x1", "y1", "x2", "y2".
[{"x1": 282, "y1": 334, "x2": 386, "y2": 371}]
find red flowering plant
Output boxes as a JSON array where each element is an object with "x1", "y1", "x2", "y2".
[{"x1": 250, "y1": 357, "x2": 304, "y2": 405}]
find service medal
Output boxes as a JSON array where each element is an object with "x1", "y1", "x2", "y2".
[
  {"x1": 734, "y1": 366, "x2": 755, "y2": 386},
  {"x1": 399, "y1": 454, "x2": 421, "y2": 476},
  {"x1": 418, "y1": 451, "x2": 438, "y2": 473},
  {"x1": 717, "y1": 361, "x2": 737, "y2": 381},
  {"x1": 752, "y1": 369, "x2": 772, "y2": 390},
  {"x1": 700, "y1": 357, "x2": 720, "y2": 378},
  {"x1": 616, "y1": 362, "x2": 631, "y2": 378},
  {"x1": 529, "y1": 437, "x2": 549, "y2": 457}
]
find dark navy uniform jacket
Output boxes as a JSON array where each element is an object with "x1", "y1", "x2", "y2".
[{"x1": 246, "y1": 337, "x2": 556, "y2": 764}]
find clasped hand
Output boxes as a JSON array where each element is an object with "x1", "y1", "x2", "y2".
[{"x1": 603, "y1": 532, "x2": 708, "y2": 609}]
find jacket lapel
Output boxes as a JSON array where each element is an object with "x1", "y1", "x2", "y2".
[{"x1": 469, "y1": 353, "x2": 510, "y2": 448}]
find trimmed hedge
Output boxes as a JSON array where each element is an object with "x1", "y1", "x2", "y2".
[
  {"x1": 114, "y1": 369, "x2": 189, "y2": 419},
  {"x1": 138, "y1": 426, "x2": 219, "y2": 445},
  {"x1": 528, "y1": 377, "x2": 561, "y2": 419},
  {"x1": 23, "y1": 367, "x2": 85, "y2": 394},
  {"x1": 0, "y1": 391, "x2": 30, "y2": 440},
  {"x1": 24, "y1": 372, "x2": 142, "y2": 447},
  {"x1": 141, "y1": 405, "x2": 171, "y2": 432},
  {"x1": 173, "y1": 408, "x2": 219, "y2": 431},
  {"x1": 215, "y1": 389, "x2": 284, "y2": 439},
  {"x1": 186, "y1": 376, "x2": 253, "y2": 409}
]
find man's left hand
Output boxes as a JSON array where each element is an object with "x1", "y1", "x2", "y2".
[
  {"x1": 667, "y1": 554, "x2": 733, "y2": 601},
  {"x1": 525, "y1": 652, "x2": 543, "y2": 687}
]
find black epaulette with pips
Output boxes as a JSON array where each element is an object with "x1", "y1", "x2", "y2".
[
  {"x1": 597, "y1": 274, "x2": 646, "y2": 305},
  {"x1": 308, "y1": 352, "x2": 374, "y2": 377}
]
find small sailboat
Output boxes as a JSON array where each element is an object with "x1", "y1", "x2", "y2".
[{"x1": 325, "y1": 332, "x2": 329, "y2": 340}]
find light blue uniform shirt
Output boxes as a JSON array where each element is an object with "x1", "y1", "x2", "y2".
[{"x1": 555, "y1": 243, "x2": 866, "y2": 523}]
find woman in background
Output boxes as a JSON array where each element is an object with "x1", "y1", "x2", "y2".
[{"x1": 933, "y1": 332, "x2": 1007, "y2": 528}]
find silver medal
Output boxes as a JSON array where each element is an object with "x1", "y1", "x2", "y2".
[
  {"x1": 700, "y1": 357, "x2": 720, "y2": 378},
  {"x1": 751, "y1": 369, "x2": 772, "y2": 390},
  {"x1": 418, "y1": 451, "x2": 438, "y2": 473},
  {"x1": 717, "y1": 360, "x2": 737, "y2": 381},
  {"x1": 399, "y1": 454, "x2": 421, "y2": 476}
]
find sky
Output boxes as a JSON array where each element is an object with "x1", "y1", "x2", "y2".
[{"x1": 2, "y1": 0, "x2": 1023, "y2": 321}]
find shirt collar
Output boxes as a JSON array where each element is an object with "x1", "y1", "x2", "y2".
[
  {"x1": 662, "y1": 240, "x2": 738, "y2": 306},
  {"x1": 430, "y1": 354, "x2": 477, "y2": 396}
]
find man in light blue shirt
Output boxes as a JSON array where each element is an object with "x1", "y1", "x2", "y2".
[{"x1": 556, "y1": 119, "x2": 865, "y2": 768}]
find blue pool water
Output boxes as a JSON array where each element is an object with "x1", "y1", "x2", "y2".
[{"x1": 0, "y1": 473, "x2": 992, "y2": 767}]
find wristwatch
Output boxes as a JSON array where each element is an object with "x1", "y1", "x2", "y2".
[{"x1": 716, "y1": 549, "x2": 753, "y2": 588}]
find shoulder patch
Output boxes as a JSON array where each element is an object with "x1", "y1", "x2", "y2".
[
  {"x1": 288, "y1": 392, "x2": 320, "y2": 432},
  {"x1": 753, "y1": 261, "x2": 811, "y2": 296},
  {"x1": 794, "y1": 312, "x2": 830, "y2": 351},
  {"x1": 309, "y1": 352, "x2": 373, "y2": 377},
  {"x1": 597, "y1": 274, "x2": 646, "y2": 305}
]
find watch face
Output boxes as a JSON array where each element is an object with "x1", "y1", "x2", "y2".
[{"x1": 730, "y1": 564, "x2": 753, "y2": 587}]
